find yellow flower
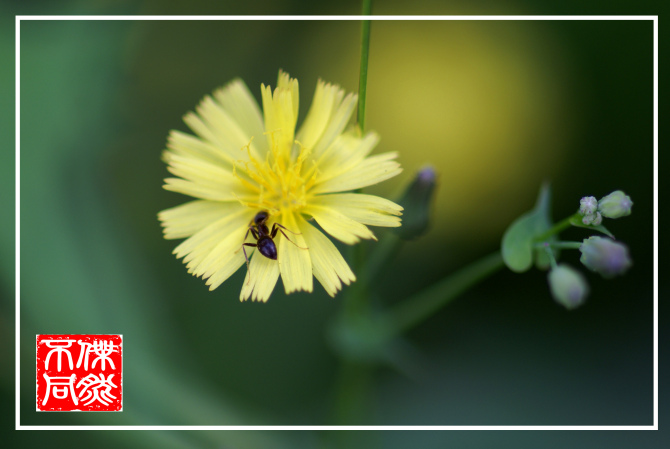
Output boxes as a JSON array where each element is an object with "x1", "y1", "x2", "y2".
[{"x1": 158, "y1": 71, "x2": 403, "y2": 302}]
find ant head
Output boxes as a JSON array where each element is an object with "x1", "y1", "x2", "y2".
[{"x1": 254, "y1": 211, "x2": 269, "y2": 226}]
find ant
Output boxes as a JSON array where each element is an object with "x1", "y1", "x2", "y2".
[{"x1": 241, "y1": 211, "x2": 306, "y2": 277}]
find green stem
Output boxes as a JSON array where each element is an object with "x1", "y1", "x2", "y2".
[
  {"x1": 345, "y1": 244, "x2": 368, "y2": 317},
  {"x1": 534, "y1": 213, "x2": 580, "y2": 242},
  {"x1": 345, "y1": 0, "x2": 373, "y2": 315},
  {"x1": 334, "y1": 4, "x2": 377, "y2": 426},
  {"x1": 332, "y1": 360, "x2": 373, "y2": 425},
  {"x1": 543, "y1": 244, "x2": 558, "y2": 269},
  {"x1": 383, "y1": 251, "x2": 505, "y2": 334},
  {"x1": 357, "y1": 0, "x2": 372, "y2": 133},
  {"x1": 534, "y1": 241, "x2": 582, "y2": 250},
  {"x1": 365, "y1": 232, "x2": 403, "y2": 284}
]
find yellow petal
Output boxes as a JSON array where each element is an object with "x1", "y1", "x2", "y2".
[
  {"x1": 158, "y1": 200, "x2": 237, "y2": 239},
  {"x1": 213, "y1": 79, "x2": 269, "y2": 156},
  {"x1": 163, "y1": 178, "x2": 232, "y2": 202},
  {"x1": 311, "y1": 92, "x2": 357, "y2": 158},
  {"x1": 296, "y1": 79, "x2": 357, "y2": 159},
  {"x1": 262, "y1": 72, "x2": 299, "y2": 157},
  {"x1": 239, "y1": 250, "x2": 280, "y2": 302},
  {"x1": 194, "y1": 95, "x2": 263, "y2": 160},
  {"x1": 277, "y1": 212, "x2": 313, "y2": 294},
  {"x1": 277, "y1": 70, "x2": 299, "y2": 121},
  {"x1": 303, "y1": 204, "x2": 376, "y2": 244},
  {"x1": 295, "y1": 80, "x2": 342, "y2": 151},
  {"x1": 311, "y1": 131, "x2": 377, "y2": 184},
  {"x1": 164, "y1": 153, "x2": 234, "y2": 192},
  {"x1": 173, "y1": 207, "x2": 249, "y2": 267},
  {"x1": 166, "y1": 130, "x2": 235, "y2": 168},
  {"x1": 298, "y1": 216, "x2": 355, "y2": 297},
  {"x1": 197, "y1": 225, "x2": 249, "y2": 289},
  {"x1": 312, "y1": 152, "x2": 402, "y2": 194},
  {"x1": 311, "y1": 193, "x2": 403, "y2": 228}
]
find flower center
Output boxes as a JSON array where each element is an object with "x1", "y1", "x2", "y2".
[{"x1": 235, "y1": 133, "x2": 317, "y2": 217}]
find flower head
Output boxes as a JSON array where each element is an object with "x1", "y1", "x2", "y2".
[
  {"x1": 548, "y1": 264, "x2": 589, "y2": 310},
  {"x1": 158, "y1": 71, "x2": 403, "y2": 301},
  {"x1": 579, "y1": 236, "x2": 632, "y2": 278}
]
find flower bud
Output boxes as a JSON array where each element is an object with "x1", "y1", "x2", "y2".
[
  {"x1": 581, "y1": 212, "x2": 602, "y2": 226},
  {"x1": 393, "y1": 166, "x2": 437, "y2": 240},
  {"x1": 548, "y1": 264, "x2": 589, "y2": 310},
  {"x1": 579, "y1": 236, "x2": 632, "y2": 278},
  {"x1": 579, "y1": 196, "x2": 598, "y2": 215},
  {"x1": 598, "y1": 190, "x2": 633, "y2": 218}
]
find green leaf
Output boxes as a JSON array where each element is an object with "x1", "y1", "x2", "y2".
[
  {"x1": 569, "y1": 215, "x2": 615, "y2": 238},
  {"x1": 502, "y1": 184, "x2": 553, "y2": 272}
]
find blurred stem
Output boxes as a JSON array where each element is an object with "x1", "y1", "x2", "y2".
[
  {"x1": 534, "y1": 213, "x2": 580, "y2": 242},
  {"x1": 332, "y1": 360, "x2": 373, "y2": 425},
  {"x1": 382, "y1": 251, "x2": 505, "y2": 334},
  {"x1": 544, "y1": 245, "x2": 558, "y2": 269},
  {"x1": 345, "y1": 243, "x2": 369, "y2": 317},
  {"x1": 366, "y1": 232, "x2": 403, "y2": 284},
  {"x1": 335, "y1": 0, "x2": 374, "y2": 427},
  {"x1": 356, "y1": 0, "x2": 372, "y2": 133},
  {"x1": 534, "y1": 241, "x2": 582, "y2": 250}
]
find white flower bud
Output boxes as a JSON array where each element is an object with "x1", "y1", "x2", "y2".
[
  {"x1": 580, "y1": 236, "x2": 632, "y2": 278},
  {"x1": 579, "y1": 196, "x2": 598, "y2": 215},
  {"x1": 548, "y1": 264, "x2": 589, "y2": 310},
  {"x1": 581, "y1": 212, "x2": 602, "y2": 226}
]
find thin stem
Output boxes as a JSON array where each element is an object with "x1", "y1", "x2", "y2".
[
  {"x1": 346, "y1": 0, "x2": 373, "y2": 314},
  {"x1": 534, "y1": 213, "x2": 580, "y2": 242},
  {"x1": 534, "y1": 241, "x2": 582, "y2": 250},
  {"x1": 383, "y1": 251, "x2": 505, "y2": 334},
  {"x1": 365, "y1": 232, "x2": 403, "y2": 284},
  {"x1": 543, "y1": 244, "x2": 558, "y2": 269},
  {"x1": 357, "y1": 0, "x2": 372, "y2": 133}
]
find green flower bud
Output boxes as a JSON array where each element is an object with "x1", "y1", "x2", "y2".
[
  {"x1": 548, "y1": 264, "x2": 589, "y2": 310},
  {"x1": 579, "y1": 236, "x2": 632, "y2": 278},
  {"x1": 598, "y1": 190, "x2": 633, "y2": 218},
  {"x1": 393, "y1": 166, "x2": 437, "y2": 240},
  {"x1": 579, "y1": 196, "x2": 598, "y2": 215}
]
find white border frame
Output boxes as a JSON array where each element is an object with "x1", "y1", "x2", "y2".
[{"x1": 15, "y1": 15, "x2": 659, "y2": 431}]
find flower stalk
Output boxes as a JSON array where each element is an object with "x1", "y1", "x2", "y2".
[
  {"x1": 357, "y1": 0, "x2": 372, "y2": 133},
  {"x1": 382, "y1": 251, "x2": 505, "y2": 334}
]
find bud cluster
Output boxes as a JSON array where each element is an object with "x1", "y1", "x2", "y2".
[
  {"x1": 545, "y1": 190, "x2": 633, "y2": 310},
  {"x1": 579, "y1": 190, "x2": 633, "y2": 226}
]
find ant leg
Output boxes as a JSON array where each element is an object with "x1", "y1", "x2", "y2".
[
  {"x1": 248, "y1": 225, "x2": 260, "y2": 240},
  {"x1": 271, "y1": 222, "x2": 302, "y2": 236},
  {"x1": 241, "y1": 243, "x2": 257, "y2": 285},
  {"x1": 269, "y1": 223, "x2": 308, "y2": 249},
  {"x1": 276, "y1": 228, "x2": 309, "y2": 250},
  {"x1": 235, "y1": 227, "x2": 259, "y2": 254}
]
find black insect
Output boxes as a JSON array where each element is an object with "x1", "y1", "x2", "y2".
[{"x1": 241, "y1": 211, "x2": 305, "y2": 275}]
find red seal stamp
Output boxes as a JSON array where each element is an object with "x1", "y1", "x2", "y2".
[{"x1": 36, "y1": 334, "x2": 123, "y2": 411}]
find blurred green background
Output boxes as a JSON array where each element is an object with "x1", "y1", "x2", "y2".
[{"x1": 1, "y1": 0, "x2": 662, "y2": 448}]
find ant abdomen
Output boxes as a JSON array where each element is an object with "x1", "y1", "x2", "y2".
[{"x1": 257, "y1": 237, "x2": 278, "y2": 260}]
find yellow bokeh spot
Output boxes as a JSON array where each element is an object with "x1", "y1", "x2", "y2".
[{"x1": 304, "y1": 19, "x2": 573, "y2": 248}]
